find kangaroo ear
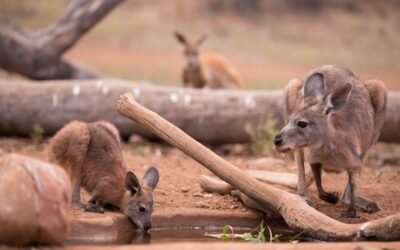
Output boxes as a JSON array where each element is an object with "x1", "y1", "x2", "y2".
[
  {"x1": 325, "y1": 83, "x2": 352, "y2": 114},
  {"x1": 142, "y1": 167, "x2": 159, "y2": 191},
  {"x1": 303, "y1": 73, "x2": 325, "y2": 101},
  {"x1": 196, "y1": 34, "x2": 208, "y2": 46},
  {"x1": 125, "y1": 171, "x2": 141, "y2": 196},
  {"x1": 174, "y1": 31, "x2": 188, "y2": 45}
]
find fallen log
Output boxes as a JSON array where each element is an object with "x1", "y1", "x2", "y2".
[
  {"x1": 0, "y1": 79, "x2": 284, "y2": 144},
  {"x1": 1, "y1": 79, "x2": 400, "y2": 144},
  {"x1": 200, "y1": 168, "x2": 313, "y2": 192},
  {"x1": 117, "y1": 92, "x2": 400, "y2": 241},
  {"x1": 199, "y1": 175, "x2": 280, "y2": 218},
  {"x1": 0, "y1": 0, "x2": 124, "y2": 79}
]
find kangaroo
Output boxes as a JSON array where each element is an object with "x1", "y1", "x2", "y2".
[
  {"x1": 274, "y1": 65, "x2": 386, "y2": 218},
  {"x1": 48, "y1": 120, "x2": 159, "y2": 230},
  {"x1": 174, "y1": 31, "x2": 243, "y2": 89}
]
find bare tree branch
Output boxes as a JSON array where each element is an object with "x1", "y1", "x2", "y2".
[{"x1": 0, "y1": 0, "x2": 124, "y2": 80}]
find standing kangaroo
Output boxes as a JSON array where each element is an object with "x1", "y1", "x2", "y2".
[
  {"x1": 174, "y1": 31, "x2": 243, "y2": 89},
  {"x1": 274, "y1": 65, "x2": 386, "y2": 218},
  {"x1": 49, "y1": 120, "x2": 159, "y2": 230}
]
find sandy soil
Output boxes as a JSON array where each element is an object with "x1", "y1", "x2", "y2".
[{"x1": 1, "y1": 137, "x2": 399, "y2": 226}]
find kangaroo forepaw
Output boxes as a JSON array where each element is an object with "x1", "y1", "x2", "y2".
[
  {"x1": 319, "y1": 192, "x2": 339, "y2": 204},
  {"x1": 84, "y1": 204, "x2": 104, "y2": 214},
  {"x1": 341, "y1": 208, "x2": 357, "y2": 218},
  {"x1": 364, "y1": 202, "x2": 380, "y2": 214}
]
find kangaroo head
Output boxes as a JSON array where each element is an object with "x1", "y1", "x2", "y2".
[
  {"x1": 123, "y1": 167, "x2": 159, "y2": 231},
  {"x1": 274, "y1": 73, "x2": 353, "y2": 153},
  {"x1": 174, "y1": 31, "x2": 207, "y2": 70}
]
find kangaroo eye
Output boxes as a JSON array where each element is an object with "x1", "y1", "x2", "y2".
[
  {"x1": 139, "y1": 206, "x2": 146, "y2": 213},
  {"x1": 297, "y1": 121, "x2": 308, "y2": 128}
]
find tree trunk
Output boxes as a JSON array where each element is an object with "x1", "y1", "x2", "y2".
[
  {"x1": 0, "y1": 0, "x2": 124, "y2": 80},
  {"x1": 0, "y1": 79, "x2": 400, "y2": 144},
  {"x1": 116, "y1": 92, "x2": 400, "y2": 241},
  {"x1": 0, "y1": 79, "x2": 284, "y2": 144}
]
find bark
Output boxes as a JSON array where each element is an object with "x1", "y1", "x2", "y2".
[
  {"x1": 0, "y1": 0, "x2": 124, "y2": 80},
  {"x1": 0, "y1": 79, "x2": 399, "y2": 144},
  {"x1": 116, "y1": 92, "x2": 400, "y2": 241},
  {"x1": 0, "y1": 79, "x2": 284, "y2": 144},
  {"x1": 200, "y1": 169, "x2": 313, "y2": 192}
]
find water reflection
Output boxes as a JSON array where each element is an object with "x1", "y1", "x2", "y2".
[{"x1": 131, "y1": 231, "x2": 151, "y2": 244}]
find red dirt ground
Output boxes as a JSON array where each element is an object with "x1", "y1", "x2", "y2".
[{"x1": 1, "y1": 137, "x2": 399, "y2": 226}]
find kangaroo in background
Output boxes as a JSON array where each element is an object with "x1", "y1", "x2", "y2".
[
  {"x1": 274, "y1": 65, "x2": 386, "y2": 218},
  {"x1": 174, "y1": 31, "x2": 243, "y2": 89},
  {"x1": 49, "y1": 120, "x2": 159, "y2": 230}
]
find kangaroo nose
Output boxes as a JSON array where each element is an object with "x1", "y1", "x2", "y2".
[
  {"x1": 144, "y1": 222, "x2": 151, "y2": 231},
  {"x1": 274, "y1": 134, "x2": 283, "y2": 146}
]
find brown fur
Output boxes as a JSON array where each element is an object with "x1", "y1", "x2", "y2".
[
  {"x1": 174, "y1": 31, "x2": 243, "y2": 89},
  {"x1": 49, "y1": 120, "x2": 159, "y2": 230},
  {"x1": 275, "y1": 65, "x2": 387, "y2": 218}
]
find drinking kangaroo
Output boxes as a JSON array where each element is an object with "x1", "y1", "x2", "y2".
[
  {"x1": 49, "y1": 121, "x2": 159, "y2": 230},
  {"x1": 274, "y1": 65, "x2": 386, "y2": 218},
  {"x1": 174, "y1": 31, "x2": 243, "y2": 89}
]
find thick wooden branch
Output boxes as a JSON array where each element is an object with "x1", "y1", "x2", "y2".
[
  {"x1": 1, "y1": 79, "x2": 400, "y2": 144},
  {"x1": 0, "y1": 79, "x2": 284, "y2": 143},
  {"x1": 0, "y1": 0, "x2": 123, "y2": 80},
  {"x1": 117, "y1": 92, "x2": 400, "y2": 241},
  {"x1": 36, "y1": 0, "x2": 124, "y2": 55},
  {"x1": 200, "y1": 168, "x2": 313, "y2": 193}
]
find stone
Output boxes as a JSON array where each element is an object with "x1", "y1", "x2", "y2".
[
  {"x1": 0, "y1": 154, "x2": 71, "y2": 245},
  {"x1": 203, "y1": 193, "x2": 213, "y2": 198},
  {"x1": 195, "y1": 201, "x2": 209, "y2": 208},
  {"x1": 181, "y1": 186, "x2": 190, "y2": 193},
  {"x1": 193, "y1": 192, "x2": 204, "y2": 198}
]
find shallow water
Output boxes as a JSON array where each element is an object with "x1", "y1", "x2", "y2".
[{"x1": 66, "y1": 225, "x2": 313, "y2": 245}]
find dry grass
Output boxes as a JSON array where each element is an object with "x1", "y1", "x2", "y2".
[{"x1": 0, "y1": 0, "x2": 399, "y2": 89}]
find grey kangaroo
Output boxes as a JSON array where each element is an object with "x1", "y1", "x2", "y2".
[
  {"x1": 49, "y1": 120, "x2": 159, "y2": 230},
  {"x1": 274, "y1": 65, "x2": 386, "y2": 218}
]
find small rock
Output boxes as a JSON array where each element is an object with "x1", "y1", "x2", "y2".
[
  {"x1": 203, "y1": 193, "x2": 213, "y2": 198},
  {"x1": 195, "y1": 201, "x2": 209, "y2": 208},
  {"x1": 230, "y1": 204, "x2": 239, "y2": 209},
  {"x1": 181, "y1": 186, "x2": 190, "y2": 193},
  {"x1": 193, "y1": 192, "x2": 204, "y2": 198}
]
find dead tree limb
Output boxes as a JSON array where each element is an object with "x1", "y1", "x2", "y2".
[
  {"x1": 0, "y1": 0, "x2": 124, "y2": 80},
  {"x1": 117, "y1": 92, "x2": 400, "y2": 241},
  {"x1": 1, "y1": 79, "x2": 400, "y2": 144},
  {"x1": 0, "y1": 79, "x2": 284, "y2": 143},
  {"x1": 200, "y1": 169, "x2": 312, "y2": 192}
]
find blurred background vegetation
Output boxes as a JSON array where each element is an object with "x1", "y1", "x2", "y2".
[{"x1": 0, "y1": 0, "x2": 399, "y2": 90}]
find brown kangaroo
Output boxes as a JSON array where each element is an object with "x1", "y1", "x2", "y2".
[
  {"x1": 274, "y1": 65, "x2": 386, "y2": 218},
  {"x1": 48, "y1": 120, "x2": 159, "y2": 230},
  {"x1": 174, "y1": 31, "x2": 243, "y2": 89}
]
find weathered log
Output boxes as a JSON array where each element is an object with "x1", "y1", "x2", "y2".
[
  {"x1": 0, "y1": 154, "x2": 71, "y2": 245},
  {"x1": 200, "y1": 175, "x2": 234, "y2": 195},
  {"x1": 117, "y1": 92, "x2": 400, "y2": 241},
  {"x1": 231, "y1": 190, "x2": 280, "y2": 218},
  {"x1": 0, "y1": 0, "x2": 124, "y2": 80},
  {"x1": 200, "y1": 168, "x2": 312, "y2": 192},
  {"x1": 0, "y1": 79, "x2": 284, "y2": 144},
  {"x1": 1, "y1": 79, "x2": 400, "y2": 144}
]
